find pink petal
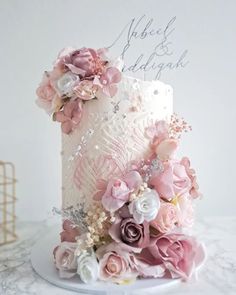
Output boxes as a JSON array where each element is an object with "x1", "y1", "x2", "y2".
[
  {"x1": 124, "y1": 171, "x2": 142, "y2": 191},
  {"x1": 61, "y1": 121, "x2": 72, "y2": 134}
]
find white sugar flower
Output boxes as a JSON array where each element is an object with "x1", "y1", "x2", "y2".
[
  {"x1": 129, "y1": 189, "x2": 160, "y2": 224},
  {"x1": 77, "y1": 249, "x2": 99, "y2": 284},
  {"x1": 56, "y1": 72, "x2": 79, "y2": 97}
]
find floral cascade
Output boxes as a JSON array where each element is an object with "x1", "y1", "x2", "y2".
[
  {"x1": 36, "y1": 47, "x2": 122, "y2": 134},
  {"x1": 53, "y1": 116, "x2": 206, "y2": 284}
]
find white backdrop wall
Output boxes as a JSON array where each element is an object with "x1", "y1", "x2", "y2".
[{"x1": 0, "y1": 0, "x2": 235, "y2": 221}]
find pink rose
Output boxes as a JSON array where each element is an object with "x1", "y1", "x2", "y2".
[
  {"x1": 176, "y1": 195, "x2": 194, "y2": 228},
  {"x1": 73, "y1": 80, "x2": 98, "y2": 100},
  {"x1": 180, "y1": 157, "x2": 201, "y2": 199},
  {"x1": 150, "y1": 161, "x2": 191, "y2": 201},
  {"x1": 109, "y1": 212, "x2": 150, "y2": 252},
  {"x1": 54, "y1": 99, "x2": 83, "y2": 134},
  {"x1": 94, "y1": 67, "x2": 122, "y2": 97},
  {"x1": 150, "y1": 202, "x2": 178, "y2": 234},
  {"x1": 57, "y1": 47, "x2": 102, "y2": 78},
  {"x1": 102, "y1": 171, "x2": 142, "y2": 212},
  {"x1": 138, "y1": 234, "x2": 206, "y2": 280},
  {"x1": 53, "y1": 242, "x2": 77, "y2": 278},
  {"x1": 36, "y1": 71, "x2": 62, "y2": 114},
  {"x1": 96, "y1": 242, "x2": 137, "y2": 283},
  {"x1": 60, "y1": 220, "x2": 80, "y2": 242}
]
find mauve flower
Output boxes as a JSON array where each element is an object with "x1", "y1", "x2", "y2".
[
  {"x1": 150, "y1": 202, "x2": 178, "y2": 234},
  {"x1": 128, "y1": 189, "x2": 160, "y2": 224},
  {"x1": 94, "y1": 67, "x2": 121, "y2": 97},
  {"x1": 58, "y1": 47, "x2": 102, "y2": 78},
  {"x1": 109, "y1": 214, "x2": 150, "y2": 252},
  {"x1": 150, "y1": 161, "x2": 192, "y2": 201},
  {"x1": 138, "y1": 234, "x2": 206, "y2": 280},
  {"x1": 60, "y1": 220, "x2": 80, "y2": 243},
  {"x1": 53, "y1": 242, "x2": 77, "y2": 278},
  {"x1": 54, "y1": 99, "x2": 83, "y2": 134},
  {"x1": 36, "y1": 71, "x2": 63, "y2": 114},
  {"x1": 96, "y1": 242, "x2": 137, "y2": 283},
  {"x1": 180, "y1": 157, "x2": 201, "y2": 199},
  {"x1": 73, "y1": 80, "x2": 98, "y2": 100},
  {"x1": 102, "y1": 171, "x2": 142, "y2": 212}
]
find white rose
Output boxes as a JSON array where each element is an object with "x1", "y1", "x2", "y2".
[
  {"x1": 56, "y1": 72, "x2": 79, "y2": 97},
  {"x1": 129, "y1": 189, "x2": 160, "y2": 224},
  {"x1": 77, "y1": 249, "x2": 99, "y2": 283}
]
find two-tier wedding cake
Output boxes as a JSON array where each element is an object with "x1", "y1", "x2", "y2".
[{"x1": 36, "y1": 47, "x2": 205, "y2": 284}]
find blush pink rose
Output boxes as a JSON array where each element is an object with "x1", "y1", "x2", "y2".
[
  {"x1": 60, "y1": 220, "x2": 80, "y2": 242},
  {"x1": 54, "y1": 99, "x2": 83, "y2": 134},
  {"x1": 53, "y1": 242, "x2": 77, "y2": 278},
  {"x1": 138, "y1": 234, "x2": 206, "y2": 280},
  {"x1": 73, "y1": 80, "x2": 98, "y2": 100},
  {"x1": 150, "y1": 202, "x2": 178, "y2": 234},
  {"x1": 102, "y1": 171, "x2": 142, "y2": 212},
  {"x1": 150, "y1": 161, "x2": 192, "y2": 201},
  {"x1": 36, "y1": 72, "x2": 62, "y2": 114},
  {"x1": 96, "y1": 242, "x2": 137, "y2": 283},
  {"x1": 180, "y1": 157, "x2": 201, "y2": 199},
  {"x1": 154, "y1": 139, "x2": 178, "y2": 161},
  {"x1": 176, "y1": 195, "x2": 194, "y2": 228}
]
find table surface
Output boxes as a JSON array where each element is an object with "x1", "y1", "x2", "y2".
[{"x1": 0, "y1": 217, "x2": 236, "y2": 295}]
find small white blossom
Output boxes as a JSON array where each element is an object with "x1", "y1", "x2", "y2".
[
  {"x1": 56, "y1": 72, "x2": 79, "y2": 97},
  {"x1": 129, "y1": 189, "x2": 160, "y2": 224},
  {"x1": 77, "y1": 249, "x2": 99, "y2": 283}
]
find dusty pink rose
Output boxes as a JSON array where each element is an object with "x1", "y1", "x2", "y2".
[
  {"x1": 53, "y1": 242, "x2": 77, "y2": 278},
  {"x1": 150, "y1": 202, "x2": 178, "y2": 234},
  {"x1": 176, "y1": 195, "x2": 194, "y2": 228},
  {"x1": 138, "y1": 234, "x2": 205, "y2": 280},
  {"x1": 54, "y1": 99, "x2": 83, "y2": 134},
  {"x1": 94, "y1": 67, "x2": 122, "y2": 97},
  {"x1": 180, "y1": 157, "x2": 201, "y2": 199},
  {"x1": 57, "y1": 47, "x2": 103, "y2": 78},
  {"x1": 102, "y1": 171, "x2": 142, "y2": 212},
  {"x1": 36, "y1": 72, "x2": 62, "y2": 114},
  {"x1": 109, "y1": 213, "x2": 150, "y2": 252},
  {"x1": 73, "y1": 80, "x2": 98, "y2": 100},
  {"x1": 60, "y1": 220, "x2": 80, "y2": 242},
  {"x1": 150, "y1": 161, "x2": 192, "y2": 201},
  {"x1": 154, "y1": 139, "x2": 178, "y2": 161},
  {"x1": 96, "y1": 242, "x2": 137, "y2": 283}
]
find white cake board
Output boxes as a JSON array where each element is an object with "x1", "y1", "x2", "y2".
[{"x1": 31, "y1": 225, "x2": 180, "y2": 295}]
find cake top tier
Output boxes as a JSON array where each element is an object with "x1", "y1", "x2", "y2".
[{"x1": 36, "y1": 46, "x2": 172, "y2": 135}]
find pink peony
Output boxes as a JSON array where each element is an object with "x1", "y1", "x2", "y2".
[
  {"x1": 96, "y1": 242, "x2": 137, "y2": 283},
  {"x1": 57, "y1": 47, "x2": 103, "y2": 78},
  {"x1": 94, "y1": 67, "x2": 122, "y2": 97},
  {"x1": 54, "y1": 99, "x2": 83, "y2": 134},
  {"x1": 109, "y1": 213, "x2": 150, "y2": 252},
  {"x1": 36, "y1": 71, "x2": 62, "y2": 114},
  {"x1": 53, "y1": 242, "x2": 77, "y2": 278},
  {"x1": 138, "y1": 234, "x2": 205, "y2": 280},
  {"x1": 150, "y1": 202, "x2": 178, "y2": 234},
  {"x1": 180, "y1": 157, "x2": 201, "y2": 199},
  {"x1": 150, "y1": 161, "x2": 192, "y2": 201},
  {"x1": 102, "y1": 171, "x2": 142, "y2": 212},
  {"x1": 73, "y1": 80, "x2": 98, "y2": 100},
  {"x1": 60, "y1": 220, "x2": 80, "y2": 243}
]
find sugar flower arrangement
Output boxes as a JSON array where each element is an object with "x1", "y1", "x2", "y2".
[
  {"x1": 36, "y1": 47, "x2": 122, "y2": 134},
  {"x1": 53, "y1": 116, "x2": 205, "y2": 284}
]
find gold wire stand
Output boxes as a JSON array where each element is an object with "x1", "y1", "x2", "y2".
[{"x1": 0, "y1": 161, "x2": 17, "y2": 245}]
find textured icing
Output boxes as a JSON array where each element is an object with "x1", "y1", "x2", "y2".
[{"x1": 62, "y1": 75, "x2": 173, "y2": 209}]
